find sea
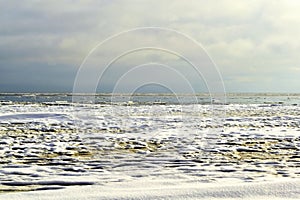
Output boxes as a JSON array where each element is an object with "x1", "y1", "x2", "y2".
[
  {"x1": 0, "y1": 92, "x2": 300, "y2": 105},
  {"x1": 0, "y1": 93, "x2": 299, "y2": 193}
]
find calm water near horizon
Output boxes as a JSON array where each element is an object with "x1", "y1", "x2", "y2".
[{"x1": 0, "y1": 93, "x2": 299, "y2": 105}]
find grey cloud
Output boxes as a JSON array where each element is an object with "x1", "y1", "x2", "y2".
[{"x1": 0, "y1": 0, "x2": 299, "y2": 92}]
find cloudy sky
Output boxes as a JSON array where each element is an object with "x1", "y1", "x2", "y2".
[{"x1": 0, "y1": 0, "x2": 300, "y2": 93}]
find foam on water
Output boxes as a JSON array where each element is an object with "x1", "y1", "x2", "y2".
[{"x1": 0, "y1": 93, "x2": 299, "y2": 198}]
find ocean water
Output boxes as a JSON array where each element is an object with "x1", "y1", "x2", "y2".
[
  {"x1": 0, "y1": 93, "x2": 300, "y2": 105},
  {"x1": 0, "y1": 93, "x2": 299, "y2": 193}
]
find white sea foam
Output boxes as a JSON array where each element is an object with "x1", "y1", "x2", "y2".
[{"x1": 0, "y1": 102, "x2": 299, "y2": 198}]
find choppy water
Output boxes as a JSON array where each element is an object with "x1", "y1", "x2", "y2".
[{"x1": 0, "y1": 93, "x2": 299, "y2": 193}]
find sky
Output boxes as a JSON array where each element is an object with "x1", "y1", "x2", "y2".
[{"x1": 0, "y1": 0, "x2": 300, "y2": 93}]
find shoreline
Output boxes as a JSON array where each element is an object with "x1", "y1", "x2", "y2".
[{"x1": 0, "y1": 178, "x2": 299, "y2": 199}]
